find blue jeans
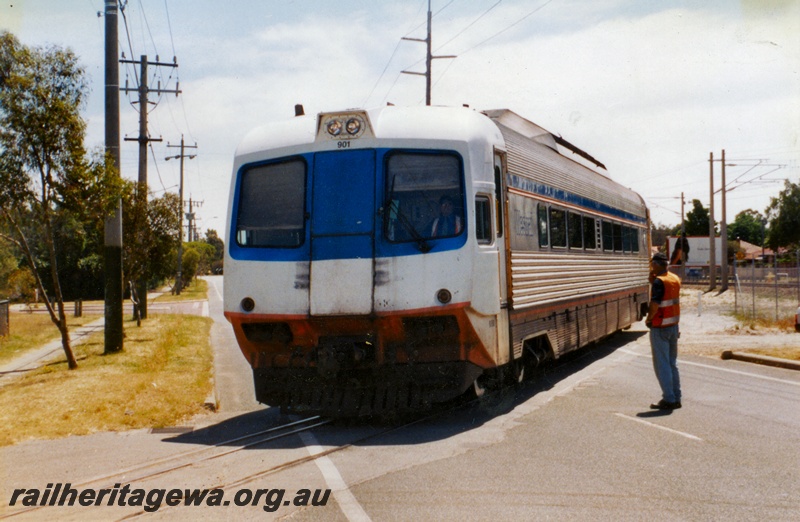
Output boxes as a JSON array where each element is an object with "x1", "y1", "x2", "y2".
[{"x1": 650, "y1": 325, "x2": 681, "y2": 403}]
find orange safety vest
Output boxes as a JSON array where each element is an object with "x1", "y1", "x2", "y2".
[{"x1": 652, "y1": 271, "x2": 681, "y2": 327}]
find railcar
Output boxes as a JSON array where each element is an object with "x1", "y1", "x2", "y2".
[{"x1": 224, "y1": 105, "x2": 650, "y2": 416}]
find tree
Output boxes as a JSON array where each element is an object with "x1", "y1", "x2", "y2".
[
  {"x1": 180, "y1": 248, "x2": 200, "y2": 286},
  {"x1": 184, "y1": 241, "x2": 215, "y2": 277},
  {"x1": 684, "y1": 199, "x2": 716, "y2": 236},
  {"x1": 203, "y1": 229, "x2": 224, "y2": 274},
  {"x1": 728, "y1": 209, "x2": 766, "y2": 245},
  {"x1": 122, "y1": 187, "x2": 181, "y2": 294},
  {"x1": 0, "y1": 33, "x2": 119, "y2": 368},
  {"x1": 766, "y1": 180, "x2": 800, "y2": 250}
]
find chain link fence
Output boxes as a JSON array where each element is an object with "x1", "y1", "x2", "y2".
[{"x1": 732, "y1": 262, "x2": 800, "y2": 323}]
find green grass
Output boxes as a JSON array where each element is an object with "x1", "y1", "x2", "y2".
[{"x1": 152, "y1": 278, "x2": 208, "y2": 303}]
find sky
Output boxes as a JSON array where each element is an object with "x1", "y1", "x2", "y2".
[{"x1": 1, "y1": 0, "x2": 798, "y2": 236}]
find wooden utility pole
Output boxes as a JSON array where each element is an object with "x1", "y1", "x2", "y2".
[
  {"x1": 166, "y1": 135, "x2": 197, "y2": 295},
  {"x1": 680, "y1": 192, "x2": 686, "y2": 279},
  {"x1": 720, "y1": 149, "x2": 728, "y2": 291},
  {"x1": 186, "y1": 198, "x2": 203, "y2": 242},
  {"x1": 121, "y1": 55, "x2": 180, "y2": 318},
  {"x1": 709, "y1": 152, "x2": 716, "y2": 291},
  {"x1": 104, "y1": 0, "x2": 124, "y2": 353},
  {"x1": 401, "y1": 0, "x2": 456, "y2": 105}
]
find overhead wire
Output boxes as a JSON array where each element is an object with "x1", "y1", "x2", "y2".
[
  {"x1": 365, "y1": 0, "x2": 430, "y2": 106},
  {"x1": 388, "y1": 0, "x2": 555, "y2": 104},
  {"x1": 453, "y1": 0, "x2": 554, "y2": 57},
  {"x1": 433, "y1": 0, "x2": 503, "y2": 53}
]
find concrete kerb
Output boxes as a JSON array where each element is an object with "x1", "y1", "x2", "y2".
[
  {"x1": 204, "y1": 377, "x2": 218, "y2": 412},
  {"x1": 721, "y1": 351, "x2": 800, "y2": 371}
]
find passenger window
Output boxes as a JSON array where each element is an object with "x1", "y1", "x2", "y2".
[
  {"x1": 622, "y1": 226, "x2": 634, "y2": 252},
  {"x1": 568, "y1": 212, "x2": 582, "y2": 249},
  {"x1": 602, "y1": 221, "x2": 613, "y2": 251},
  {"x1": 613, "y1": 223, "x2": 623, "y2": 252},
  {"x1": 538, "y1": 204, "x2": 549, "y2": 248},
  {"x1": 583, "y1": 216, "x2": 596, "y2": 250},
  {"x1": 475, "y1": 196, "x2": 492, "y2": 245},
  {"x1": 549, "y1": 208, "x2": 566, "y2": 248}
]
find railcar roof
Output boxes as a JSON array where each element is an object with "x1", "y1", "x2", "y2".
[
  {"x1": 234, "y1": 105, "x2": 645, "y2": 213},
  {"x1": 235, "y1": 105, "x2": 504, "y2": 157}
]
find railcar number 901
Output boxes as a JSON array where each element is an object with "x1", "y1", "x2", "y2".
[{"x1": 337, "y1": 141, "x2": 351, "y2": 149}]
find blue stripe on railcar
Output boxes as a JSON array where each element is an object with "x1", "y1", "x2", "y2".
[{"x1": 507, "y1": 173, "x2": 647, "y2": 225}]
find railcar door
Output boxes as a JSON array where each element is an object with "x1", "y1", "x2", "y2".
[{"x1": 309, "y1": 150, "x2": 376, "y2": 315}]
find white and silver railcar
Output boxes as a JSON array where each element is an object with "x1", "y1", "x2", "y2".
[{"x1": 224, "y1": 105, "x2": 649, "y2": 415}]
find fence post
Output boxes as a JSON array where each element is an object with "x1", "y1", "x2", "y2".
[
  {"x1": 752, "y1": 257, "x2": 756, "y2": 319},
  {"x1": 0, "y1": 300, "x2": 8, "y2": 337},
  {"x1": 775, "y1": 254, "x2": 779, "y2": 322}
]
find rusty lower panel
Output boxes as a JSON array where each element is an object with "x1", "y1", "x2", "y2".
[{"x1": 225, "y1": 304, "x2": 494, "y2": 416}]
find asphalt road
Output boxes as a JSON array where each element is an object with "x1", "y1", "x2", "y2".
[
  {"x1": 1, "y1": 276, "x2": 798, "y2": 520},
  {"x1": 279, "y1": 330, "x2": 800, "y2": 521}
]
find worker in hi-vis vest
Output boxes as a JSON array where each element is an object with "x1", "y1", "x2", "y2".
[{"x1": 645, "y1": 252, "x2": 682, "y2": 410}]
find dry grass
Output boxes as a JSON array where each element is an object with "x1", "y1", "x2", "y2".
[
  {"x1": 0, "y1": 314, "x2": 213, "y2": 446},
  {"x1": 748, "y1": 346, "x2": 800, "y2": 361},
  {"x1": 0, "y1": 313, "x2": 102, "y2": 365},
  {"x1": 731, "y1": 312, "x2": 795, "y2": 333}
]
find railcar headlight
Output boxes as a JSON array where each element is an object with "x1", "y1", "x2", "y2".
[
  {"x1": 241, "y1": 297, "x2": 255, "y2": 312},
  {"x1": 436, "y1": 289, "x2": 452, "y2": 304},
  {"x1": 346, "y1": 117, "x2": 362, "y2": 135},
  {"x1": 326, "y1": 119, "x2": 342, "y2": 136}
]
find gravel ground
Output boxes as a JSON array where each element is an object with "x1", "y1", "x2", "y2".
[{"x1": 661, "y1": 287, "x2": 799, "y2": 357}]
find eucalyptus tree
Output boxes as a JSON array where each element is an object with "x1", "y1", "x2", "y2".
[
  {"x1": 0, "y1": 32, "x2": 121, "y2": 368},
  {"x1": 766, "y1": 180, "x2": 800, "y2": 252}
]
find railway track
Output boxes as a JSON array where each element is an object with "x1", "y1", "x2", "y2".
[
  {"x1": 1, "y1": 415, "x2": 329, "y2": 519},
  {"x1": 3, "y1": 338, "x2": 620, "y2": 520}
]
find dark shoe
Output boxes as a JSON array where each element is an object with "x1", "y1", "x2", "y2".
[{"x1": 650, "y1": 399, "x2": 680, "y2": 410}]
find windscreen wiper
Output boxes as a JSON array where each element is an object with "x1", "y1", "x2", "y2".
[
  {"x1": 385, "y1": 174, "x2": 431, "y2": 253},
  {"x1": 387, "y1": 199, "x2": 432, "y2": 253}
]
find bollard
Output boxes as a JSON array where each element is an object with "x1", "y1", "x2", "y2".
[
  {"x1": 697, "y1": 291, "x2": 702, "y2": 317},
  {"x1": 73, "y1": 299, "x2": 82, "y2": 318}
]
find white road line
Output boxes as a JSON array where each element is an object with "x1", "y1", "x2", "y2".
[
  {"x1": 619, "y1": 348, "x2": 800, "y2": 387},
  {"x1": 212, "y1": 279, "x2": 223, "y2": 300},
  {"x1": 202, "y1": 301, "x2": 209, "y2": 317},
  {"x1": 299, "y1": 431, "x2": 372, "y2": 522},
  {"x1": 614, "y1": 413, "x2": 704, "y2": 442}
]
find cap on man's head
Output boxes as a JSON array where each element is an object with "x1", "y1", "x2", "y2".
[{"x1": 651, "y1": 252, "x2": 669, "y2": 265}]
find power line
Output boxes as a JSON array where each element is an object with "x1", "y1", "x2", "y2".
[
  {"x1": 362, "y1": 40, "x2": 403, "y2": 107},
  {"x1": 136, "y1": 0, "x2": 158, "y2": 57},
  {"x1": 163, "y1": 0, "x2": 176, "y2": 58},
  {"x1": 434, "y1": 0, "x2": 503, "y2": 53},
  {"x1": 456, "y1": 0, "x2": 554, "y2": 57}
]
